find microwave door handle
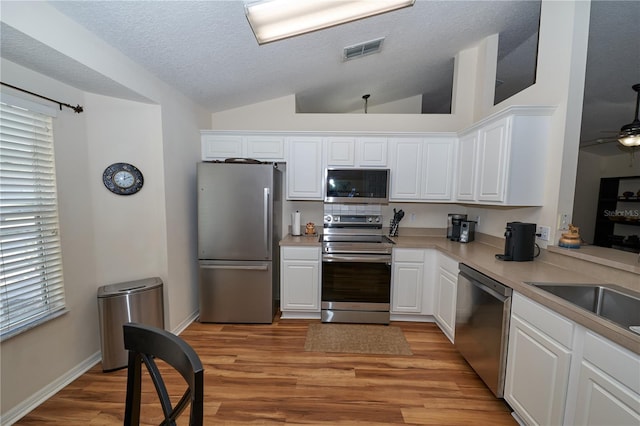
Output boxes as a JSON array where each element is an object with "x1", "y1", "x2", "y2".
[{"x1": 264, "y1": 187, "x2": 270, "y2": 256}]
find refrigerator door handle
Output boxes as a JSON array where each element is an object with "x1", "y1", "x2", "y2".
[
  {"x1": 264, "y1": 187, "x2": 270, "y2": 256},
  {"x1": 200, "y1": 264, "x2": 269, "y2": 271}
]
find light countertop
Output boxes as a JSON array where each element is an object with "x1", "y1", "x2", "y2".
[{"x1": 280, "y1": 233, "x2": 640, "y2": 354}]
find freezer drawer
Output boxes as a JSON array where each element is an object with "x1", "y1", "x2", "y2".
[{"x1": 199, "y1": 261, "x2": 275, "y2": 323}]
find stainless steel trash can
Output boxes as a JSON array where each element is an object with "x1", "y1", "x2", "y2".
[{"x1": 97, "y1": 277, "x2": 164, "y2": 371}]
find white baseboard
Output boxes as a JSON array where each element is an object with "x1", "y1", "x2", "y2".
[
  {"x1": 172, "y1": 310, "x2": 198, "y2": 335},
  {"x1": 1, "y1": 351, "x2": 101, "y2": 426},
  {"x1": 2, "y1": 311, "x2": 198, "y2": 425}
]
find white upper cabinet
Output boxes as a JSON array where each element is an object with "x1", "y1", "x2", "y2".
[
  {"x1": 357, "y1": 137, "x2": 387, "y2": 166},
  {"x1": 389, "y1": 136, "x2": 456, "y2": 201},
  {"x1": 326, "y1": 137, "x2": 355, "y2": 166},
  {"x1": 326, "y1": 137, "x2": 387, "y2": 167},
  {"x1": 455, "y1": 131, "x2": 478, "y2": 201},
  {"x1": 246, "y1": 135, "x2": 285, "y2": 160},
  {"x1": 201, "y1": 131, "x2": 285, "y2": 161},
  {"x1": 389, "y1": 138, "x2": 423, "y2": 200},
  {"x1": 421, "y1": 137, "x2": 457, "y2": 200},
  {"x1": 477, "y1": 117, "x2": 509, "y2": 202},
  {"x1": 286, "y1": 136, "x2": 324, "y2": 200},
  {"x1": 454, "y1": 107, "x2": 553, "y2": 206},
  {"x1": 201, "y1": 133, "x2": 244, "y2": 160}
]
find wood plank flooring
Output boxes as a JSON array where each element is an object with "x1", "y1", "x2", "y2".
[{"x1": 16, "y1": 316, "x2": 516, "y2": 425}]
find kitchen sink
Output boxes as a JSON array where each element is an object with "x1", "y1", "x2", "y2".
[{"x1": 527, "y1": 283, "x2": 640, "y2": 334}]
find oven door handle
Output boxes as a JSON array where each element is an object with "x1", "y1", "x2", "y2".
[{"x1": 323, "y1": 253, "x2": 391, "y2": 264}]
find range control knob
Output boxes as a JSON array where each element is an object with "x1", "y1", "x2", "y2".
[
  {"x1": 324, "y1": 215, "x2": 332, "y2": 222},
  {"x1": 374, "y1": 216, "x2": 380, "y2": 223},
  {"x1": 367, "y1": 217, "x2": 373, "y2": 223}
]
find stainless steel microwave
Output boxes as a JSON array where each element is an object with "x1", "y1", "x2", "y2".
[{"x1": 325, "y1": 168, "x2": 390, "y2": 204}]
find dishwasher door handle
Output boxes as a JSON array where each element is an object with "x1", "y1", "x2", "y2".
[{"x1": 459, "y1": 272, "x2": 511, "y2": 302}]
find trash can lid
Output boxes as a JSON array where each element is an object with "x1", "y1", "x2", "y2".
[{"x1": 97, "y1": 277, "x2": 163, "y2": 297}]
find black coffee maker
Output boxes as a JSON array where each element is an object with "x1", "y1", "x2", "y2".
[
  {"x1": 447, "y1": 214, "x2": 467, "y2": 241},
  {"x1": 496, "y1": 222, "x2": 537, "y2": 261}
]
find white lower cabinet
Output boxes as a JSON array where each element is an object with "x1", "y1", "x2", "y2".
[
  {"x1": 572, "y1": 332, "x2": 640, "y2": 426},
  {"x1": 280, "y1": 246, "x2": 321, "y2": 318},
  {"x1": 391, "y1": 249, "x2": 435, "y2": 319},
  {"x1": 505, "y1": 294, "x2": 573, "y2": 426},
  {"x1": 433, "y1": 253, "x2": 458, "y2": 343},
  {"x1": 506, "y1": 292, "x2": 640, "y2": 426}
]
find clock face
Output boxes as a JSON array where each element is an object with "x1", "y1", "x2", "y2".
[{"x1": 103, "y1": 163, "x2": 144, "y2": 195}]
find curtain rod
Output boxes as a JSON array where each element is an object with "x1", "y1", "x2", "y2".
[{"x1": 1, "y1": 81, "x2": 84, "y2": 113}]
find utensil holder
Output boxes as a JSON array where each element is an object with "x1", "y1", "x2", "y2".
[{"x1": 390, "y1": 220, "x2": 399, "y2": 237}]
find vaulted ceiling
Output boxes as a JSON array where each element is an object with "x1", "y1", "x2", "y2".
[{"x1": 1, "y1": 1, "x2": 638, "y2": 155}]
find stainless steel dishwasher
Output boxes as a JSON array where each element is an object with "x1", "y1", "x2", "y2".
[{"x1": 455, "y1": 263, "x2": 512, "y2": 398}]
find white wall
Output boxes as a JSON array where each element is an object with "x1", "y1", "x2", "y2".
[
  {"x1": 1, "y1": 59, "x2": 100, "y2": 421},
  {"x1": 85, "y1": 94, "x2": 168, "y2": 286},
  {"x1": 0, "y1": 2, "x2": 208, "y2": 421},
  {"x1": 209, "y1": 1, "x2": 592, "y2": 245},
  {"x1": 209, "y1": 44, "x2": 479, "y2": 133},
  {"x1": 466, "y1": 0, "x2": 591, "y2": 243}
]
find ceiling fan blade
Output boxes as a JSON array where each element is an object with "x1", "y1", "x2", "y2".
[{"x1": 581, "y1": 137, "x2": 618, "y2": 147}]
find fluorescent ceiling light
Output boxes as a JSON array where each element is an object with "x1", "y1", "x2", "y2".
[{"x1": 245, "y1": 0, "x2": 415, "y2": 44}]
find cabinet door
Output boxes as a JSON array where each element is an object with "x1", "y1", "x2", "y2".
[
  {"x1": 246, "y1": 135, "x2": 284, "y2": 160},
  {"x1": 280, "y1": 247, "x2": 320, "y2": 312},
  {"x1": 326, "y1": 137, "x2": 355, "y2": 166},
  {"x1": 286, "y1": 137, "x2": 324, "y2": 200},
  {"x1": 421, "y1": 137, "x2": 456, "y2": 200},
  {"x1": 477, "y1": 117, "x2": 509, "y2": 202},
  {"x1": 357, "y1": 137, "x2": 387, "y2": 166},
  {"x1": 573, "y1": 332, "x2": 640, "y2": 426},
  {"x1": 201, "y1": 134, "x2": 244, "y2": 160},
  {"x1": 505, "y1": 315, "x2": 572, "y2": 426},
  {"x1": 434, "y1": 266, "x2": 457, "y2": 343},
  {"x1": 389, "y1": 138, "x2": 423, "y2": 200},
  {"x1": 391, "y1": 249, "x2": 424, "y2": 313},
  {"x1": 391, "y1": 262, "x2": 423, "y2": 313},
  {"x1": 455, "y1": 132, "x2": 477, "y2": 201},
  {"x1": 573, "y1": 362, "x2": 640, "y2": 426}
]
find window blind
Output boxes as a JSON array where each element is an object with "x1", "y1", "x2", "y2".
[{"x1": 0, "y1": 100, "x2": 66, "y2": 340}]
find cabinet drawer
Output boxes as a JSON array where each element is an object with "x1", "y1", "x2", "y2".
[
  {"x1": 437, "y1": 252, "x2": 459, "y2": 275},
  {"x1": 282, "y1": 246, "x2": 320, "y2": 261},
  {"x1": 393, "y1": 248, "x2": 424, "y2": 262},
  {"x1": 512, "y1": 292, "x2": 575, "y2": 348},
  {"x1": 582, "y1": 331, "x2": 640, "y2": 393}
]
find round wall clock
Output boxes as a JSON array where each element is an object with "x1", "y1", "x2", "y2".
[{"x1": 102, "y1": 163, "x2": 144, "y2": 195}]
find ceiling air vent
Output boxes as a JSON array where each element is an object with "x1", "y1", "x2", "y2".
[{"x1": 343, "y1": 37, "x2": 385, "y2": 61}]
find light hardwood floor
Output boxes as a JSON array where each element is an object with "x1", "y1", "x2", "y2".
[{"x1": 16, "y1": 316, "x2": 516, "y2": 425}]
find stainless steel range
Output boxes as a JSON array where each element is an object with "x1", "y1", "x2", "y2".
[{"x1": 321, "y1": 213, "x2": 394, "y2": 324}]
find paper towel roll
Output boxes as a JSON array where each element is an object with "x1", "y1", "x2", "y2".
[{"x1": 292, "y1": 211, "x2": 301, "y2": 236}]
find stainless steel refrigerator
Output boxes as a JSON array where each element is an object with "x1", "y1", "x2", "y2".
[{"x1": 197, "y1": 161, "x2": 282, "y2": 323}]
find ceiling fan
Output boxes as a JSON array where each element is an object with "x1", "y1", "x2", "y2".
[{"x1": 581, "y1": 131, "x2": 639, "y2": 167}]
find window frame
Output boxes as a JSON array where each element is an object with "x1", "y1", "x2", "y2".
[{"x1": 0, "y1": 92, "x2": 68, "y2": 342}]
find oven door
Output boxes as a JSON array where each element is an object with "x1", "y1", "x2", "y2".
[{"x1": 321, "y1": 253, "x2": 391, "y2": 323}]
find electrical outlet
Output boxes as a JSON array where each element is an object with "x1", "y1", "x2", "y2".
[
  {"x1": 410, "y1": 213, "x2": 416, "y2": 222},
  {"x1": 537, "y1": 225, "x2": 550, "y2": 242},
  {"x1": 558, "y1": 213, "x2": 570, "y2": 230}
]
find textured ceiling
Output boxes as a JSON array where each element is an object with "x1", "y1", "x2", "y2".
[
  {"x1": 1, "y1": 1, "x2": 638, "y2": 156},
  {"x1": 45, "y1": 0, "x2": 539, "y2": 114}
]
